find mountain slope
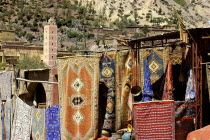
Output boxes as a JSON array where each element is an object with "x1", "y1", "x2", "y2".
[{"x1": 79, "y1": 0, "x2": 210, "y2": 28}]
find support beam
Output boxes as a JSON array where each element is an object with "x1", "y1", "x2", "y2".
[
  {"x1": 16, "y1": 78, "x2": 58, "y2": 84},
  {"x1": 202, "y1": 36, "x2": 210, "y2": 39}
]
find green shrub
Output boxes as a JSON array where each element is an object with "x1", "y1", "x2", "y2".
[
  {"x1": 131, "y1": 33, "x2": 145, "y2": 39},
  {"x1": 16, "y1": 56, "x2": 46, "y2": 69}
]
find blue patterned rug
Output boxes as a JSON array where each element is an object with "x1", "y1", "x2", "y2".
[
  {"x1": 5, "y1": 98, "x2": 12, "y2": 140},
  {"x1": 100, "y1": 54, "x2": 116, "y2": 130},
  {"x1": 46, "y1": 104, "x2": 61, "y2": 140}
]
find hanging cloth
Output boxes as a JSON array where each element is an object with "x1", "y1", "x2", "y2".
[
  {"x1": 185, "y1": 69, "x2": 196, "y2": 100},
  {"x1": 11, "y1": 97, "x2": 32, "y2": 140},
  {"x1": 0, "y1": 96, "x2": 2, "y2": 140},
  {"x1": 46, "y1": 104, "x2": 61, "y2": 140},
  {"x1": 120, "y1": 51, "x2": 133, "y2": 127},
  {"x1": 100, "y1": 52, "x2": 116, "y2": 130},
  {"x1": 5, "y1": 98, "x2": 12, "y2": 140},
  {"x1": 142, "y1": 59, "x2": 153, "y2": 102},
  {"x1": 162, "y1": 59, "x2": 174, "y2": 100}
]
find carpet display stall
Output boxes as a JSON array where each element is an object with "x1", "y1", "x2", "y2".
[{"x1": 1, "y1": 28, "x2": 210, "y2": 140}]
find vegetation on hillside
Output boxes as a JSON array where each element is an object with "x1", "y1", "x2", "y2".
[{"x1": 173, "y1": 0, "x2": 187, "y2": 6}]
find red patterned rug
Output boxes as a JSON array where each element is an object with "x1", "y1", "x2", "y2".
[
  {"x1": 58, "y1": 57, "x2": 100, "y2": 140},
  {"x1": 134, "y1": 101, "x2": 175, "y2": 140}
]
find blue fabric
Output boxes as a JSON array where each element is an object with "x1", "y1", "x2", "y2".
[
  {"x1": 100, "y1": 55, "x2": 116, "y2": 130},
  {"x1": 46, "y1": 104, "x2": 61, "y2": 140},
  {"x1": 2, "y1": 103, "x2": 5, "y2": 140},
  {"x1": 5, "y1": 99, "x2": 12, "y2": 140},
  {"x1": 144, "y1": 51, "x2": 164, "y2": 80},
  {"x1": 185, "y1": 69, "x2": 196, "y2": 100},
  {"x1": 142, "y1": 59, "x2": 153, "y2": 102}
]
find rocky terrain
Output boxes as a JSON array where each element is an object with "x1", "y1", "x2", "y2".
[{"x1": 78, "y1": 0, "x2": 210, "y2": 28}]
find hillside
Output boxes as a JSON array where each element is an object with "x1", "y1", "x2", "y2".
[
  {"x1": 78, "y1": 0, "x2": 210, "y2": 28},
  {"x1": 0, "y1": 0, "x2": 210, "y2": 50},
  {"x1": 0, "y1": 0, "x2": 96, "y2": 49}
]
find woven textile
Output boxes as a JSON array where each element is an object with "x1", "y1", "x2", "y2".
[
  {"x1": 100, "y1": 53, "x2": 116, "y2": 130},
  {"x1": 140, "y1": 48, "x2": 168, "y2": 85},
  {"x1": 11, "y1": 97, "x2": 32, "y2": 140},
  {"x1": 206, "y1": 64, "x2": 210, "y2": 102},
  {"x1": 162, "y1": 59, "x2": 174, "y2": 100},
  {"x1": 58, "y1": 57, "x2": 99, "y2": 140},
  {"x1": 134, "y1": 101, "x2": 175, "y2": 140},
  {"x1": 32, "y1": 108, "x2": 45, "y2": 140},
  {"x1": 120, "y1": 52, "x2": 134, "y2": 128},
  {"x1": 115, "y1": 50, "x2": 130, "y2": 130},
  {"x1": 175, "y1": 100, "x2": 196, "y2": 140},
  {"x1": 185, "y1": 69, "x2": 196, "y2": 100},
  {"x1": 0, "y1": 98, "x2": 2, "y2": 140},
  {"x1": 2, "y1": 103, "x2": 5, "y2": 139},
  {"x1": 0, "y1": 71, "x2": 12, "y2": 100},
  {"x1": 46, "y1": 104, "x2": 61, "y2": 140},
  {"x1": 169, "y1": 46, "x2": 183, "y2": 65},
  {"x1": 5, "y1": 98, "x2": 12, "y2": 140},
  {"x1": 142, "y1": 59, "x2": 153, "y2": 102}
]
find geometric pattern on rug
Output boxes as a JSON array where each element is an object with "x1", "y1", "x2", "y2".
[
  {"x1": 31, "y1": 108, "x2": 45, "y2": 140},
  {"x1": 140, "y1": 48, "x2": 168, "y2": 85},
  {"x1": 58, "y1": 57, "x2": 99, "y2": 140},
  {"x1": 100, "y1": 54, "x2": 116, "y2": 130}
]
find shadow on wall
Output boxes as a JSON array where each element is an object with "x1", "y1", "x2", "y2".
[{"x1": 19, "y1": 82, "x2": 46, "y2": 107}]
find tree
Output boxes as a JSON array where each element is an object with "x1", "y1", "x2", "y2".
[{"x1": 16, "y1": 55, "x2": 46, "y2": 69}]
